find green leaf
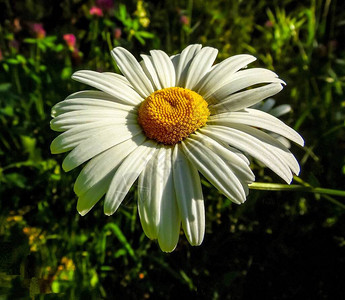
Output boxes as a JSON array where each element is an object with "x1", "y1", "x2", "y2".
[
  {"x1": 104, "y1": 223, "x2": 137, "y2": 261},
  {"x1": 0, "y1": 106, "x2": 14, "y2": 117},
  {"x1": 16, "y1": 54, "x2": 27, "y2": 64},
  {"x1": 23, "y1": 38, "x2": 38, "y2": 44},
  {"x1": 4, "y1": 173, "x2": 27, "y2": 188},
  {"x1": 136, "y1": 31, "x2": 155, "y2": 38},
  {"x1": 6, "y1": 58, "x2": 19, "y2": 64},
  {"x1": 0, "y1": 83, "x2": 12, "y2": 92},
  {"x1": 61, "y1": 67, "x2": 72, "y2": 80}
]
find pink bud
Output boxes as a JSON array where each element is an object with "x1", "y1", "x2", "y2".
[
  {"x1": 89, "y1": 6, "x2": 103, "y2": 17},
  {"x1": 265, "y1": 20, "x2": 274, "y2": 28},
  {"x1": 180, "y1": 15, "x2": 190, "y2": 26},
  {"x1": 13, "y1": 18, "x2": 22, "y2": 33},
  {"x1": 114, "y1": 28, "x2": 122, "y2": 40},
  {"x1": 32, "y1": 23, "x2": 46, "y2": 39},
  {"x1": 63, "y1": 34, "x2": 76, "y2": 50}
]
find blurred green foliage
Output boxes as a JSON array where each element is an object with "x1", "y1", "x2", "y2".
[{"x1": 0, "y1": 0, "x2": 344, "y2": 299}]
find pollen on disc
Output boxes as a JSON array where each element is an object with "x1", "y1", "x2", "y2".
[{"x1": 138, "y1": 87, "x2": 210, "y2": 145}]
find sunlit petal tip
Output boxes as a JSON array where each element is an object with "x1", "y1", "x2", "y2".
[
  {"x1": 70, "y1": 70, "x2": 81, "y2": 80},
  {"x1": 238, "y1": 195, "x2": 247, "y2": 204},
  {"x1": 299, "y1": 136, "x2": 305, "y2": 147},
  {"x1": 111, "y1": 46, "x2": 126, "y2": 56},
  {"x1": 50, "y1": 140, "x2": 59, "y2": 154},
  {"x1": 158, "y1": 240, "x2": 178, "y2": 253},
  {"x1": 61, "y1": 160, "x2": 73, "y2": 172},
  {"x1": 76, "y1": 206, "x2": 90, "y2": 217},
  {"x1": 51, "y1": 108, "x2": 58, "y2": 118},
  {"x1": 189, "y1": 235, "x2": 204, "y2": 246},
  {"x1": 103, "y1": 205, "x2": 115, "y2": 216}
]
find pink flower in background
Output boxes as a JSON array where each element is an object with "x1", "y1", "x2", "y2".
[
  {"x1": 0, "y1": 49, "x2": 3, "y2": 61},
  {"x1": 96, "y1": 0, "x2": 114, "y2": 10},
  {"x1": 114, "y1": 28, "x2": 122, "y2": 40},
  {"x1": 63, "y1": 34, "x2": 76, "y2": 51},
  {"x1": 180, "y1": 15, "x2": 190, "y2": 26},
  {"x1": 89, "y1": 6, "x2": 103, "y2": 17},
  {"x1": 265, "y1": 20, "x2": 274, "y2": 28},
  {"x1": 13, "y1": 18, "x2": 22, "y2": 33},
  {"x1": 32, "y1": 23, "x2": 46, "y2": 39},
  {"x1": 63, "y1": 34, "x2": 81, "y2": 63}
]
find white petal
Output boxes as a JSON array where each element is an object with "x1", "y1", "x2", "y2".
[
  {"x1": 181, "y1": 137, "x2": 247, "y2": 204},
  {"x1": 77, "y1": 172, "x2": 113, "y2": 216},
  {"x1": 52, "y1": 109, "x2": 135, "y2": 120},
  {"x1": 104, "y1": 140, "x2": 157, "y2": 216},
  {"x1": 269, "y1": 104, "x2": 291, "y2": 117},
  {"x1": 192, "y1": 132, "x2": 255, "y2": 184},
  {"x1": 72, "y1": 70, "x2": 143, "y2": 105},
  {"x1": 209, "y1": 108, "x2": 304, "y2": 146},
  {"x1": 52, "y1": 97, "x2": 136, "y2": 117},
  {"x1": 138, "y1": 147, "x2": 180, "y2": 252},
  {"x1": 140, "y1": 55, "x2": 162, "y2": 90},
  {"x1": 172, "y1": 145, "x2": 205, "y2": 246},
  {"x1": 150, "y1": 50, "x2": 176, "y2": 88},
  {"x1": 184, "y1": 46, "x2": 218, "y2": 90},
  {"x1": 196, "y1": 54, "x2": 257, "y2": 99},
  {"x1": 138, "y1": 151, "x2": 160, "y2": 240},
  {"x1": 111, "y1": 47, "x2": 154, "y2": 98},
  {"x1": 102, "y1": 72, "x2": 132, "y2": 87},
  {"x1": 230, "y1": 124, "x2": 301, "y2": 175},
  {"x1": 156, "y1": 147, "x2": 181, "y2": 252},
  {"x1": 50, "y1": 109, "x2": 136, "y2": 132},
  {"x1": 51, "y1": 121, "x2": 132, "y2": 154},
  {"x1": 171, "y1": 54, "x2": 180, "y2": 73},
  {"x1": 251, "y1": 98, "x2": 276, "y2": 111},
  {"x1": 224, "y1": 144, "x2": 250, "y2": 165},
  {"x1": 62, "y1": 124, "x2": 143, "y2": 172},
  {"x1": 175, "y1": 44, "x2": 202, "y2": 87},
  {"x1": 205, "y1": 68, "x2": 284, "y2": 104},
  {"x1": 210, "y1": 83, "x2": 284, "y2": 113},
  {"x1": 272, "y1": 134, "x2": 291, "y2": 149},
  {"x1": 74, "y1": 134, "x2": 147, "y2": 196},
  {"x1": 66, "y1": 90, "x2": 133, "y2": 102},
  {"x1": 200, "y1": 125, "x2": 294, "y2": 183}
]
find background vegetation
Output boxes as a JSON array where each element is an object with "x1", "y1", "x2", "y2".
[{"x1": 0, "y1": 0, "x2": 344, "y2": 299}]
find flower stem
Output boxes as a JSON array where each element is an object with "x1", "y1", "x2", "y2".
[
  {"x1": 249, "y1": 182, "x2": 345, "y2": 197},
  {"x1": 249, "y1": 179, "x2": 345, "y2": 209}
]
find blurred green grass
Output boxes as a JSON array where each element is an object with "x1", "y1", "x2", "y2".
[{"x1": 0, "y1": 0, "x2": 344, "y2": 299}]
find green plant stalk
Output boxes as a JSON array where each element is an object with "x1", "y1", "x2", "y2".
[
  {"x1": 249, "y1": 181, "x2": 345, "y2": 209},
  {"x1": 35, "y1": 42, "x2": 40, "y2": 73},
  {"x1": 13, "y1": 65, "x2": 22, "y2": 94},
  {"x1": 249, "y1": 182, "x2": 345, "y2": 197},
  {"x1": 106, "y1": 31, "x2": 113, "y2": 53}
]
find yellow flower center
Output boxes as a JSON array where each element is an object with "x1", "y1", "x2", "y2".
[{"x1": 138, "y1": 87, "x2": 210, "y2": 145}]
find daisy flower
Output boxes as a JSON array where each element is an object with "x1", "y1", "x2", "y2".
[{"x1": 51, "y1": 44, "x2": 304, "y2": 252}]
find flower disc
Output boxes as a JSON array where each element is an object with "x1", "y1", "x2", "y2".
[{"x1": 138, "y1": 87, "x2": 210, "y2": 144}]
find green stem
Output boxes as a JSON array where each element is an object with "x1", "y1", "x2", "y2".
[
  {"x1": 13, "y1": 65, "x2": 22, "y2": 94},
  {"x1": 106, "y1": 31, "x2": 113, "y2": 53},
  {"x1": 249, "y1": 182, "x2": 345, "y2": 197},
  {"x1": 35, "y1": 42, "x2": 40, "y2": 73},
  {"x1": 249, "y1": 179, "x2": 345, "y2": 209}
]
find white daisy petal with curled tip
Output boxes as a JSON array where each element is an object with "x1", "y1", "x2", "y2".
[
  {"x1": 251, "y1": 98, "x2": 293, "y2": 148},
  {"x1": 51, "y1": 44, "x2": 304, "y2": 252}
]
